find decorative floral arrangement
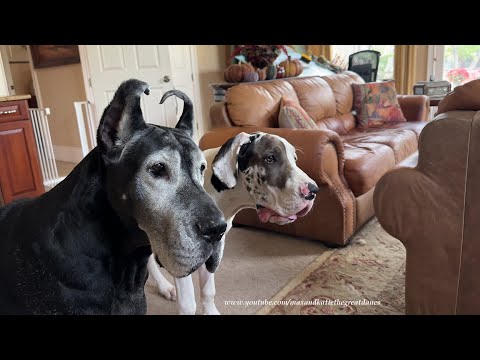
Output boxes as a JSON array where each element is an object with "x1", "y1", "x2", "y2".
[
  {"x1": 446, "y1": 68, "x2": 471, "y2": 85},
  {"x1": 229, "y1": 45, "x2": 289, "y2": 68}
]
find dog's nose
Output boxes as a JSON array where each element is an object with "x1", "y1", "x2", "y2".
[
  {"x1": 197, "y1": 221, "x2": 227, "y2": 243},
  {"x1": 301, "y1": 182, "x2": 319, "y2": 201}
]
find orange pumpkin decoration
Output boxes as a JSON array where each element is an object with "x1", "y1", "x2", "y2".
[
  {"x1": 240, "y1": 62, "x2": 255, "y2": 78},
  {"x1": 256, "y1": 67, "x2": 267, "y2": 81},
  {"x1": 279, "y1": 56, "x2": 303, "y2": 77},
  {"x1": 224, "y1": 62, "x2": 256, "y2": 83},
  {"x1": 224, "y1": 64, "x2": 243, "y2": 83}
]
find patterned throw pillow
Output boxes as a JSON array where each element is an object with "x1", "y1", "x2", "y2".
[
  {"x1": 352, "y1": 80, "x2": 406, "y2": 128},
  {"x1": 278, "y1": 97, "x2": 318, "y2": 129}
]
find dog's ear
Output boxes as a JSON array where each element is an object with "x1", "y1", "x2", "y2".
[
  {"x1": 211, "y1": 132, "x2": 253, "y2": 190},
  {"x1": 160, "y1": 90, "x2": 194, "y2": 138},
  {"x1": 97, "y1": 79, "x2": 149, "y2": 159}
]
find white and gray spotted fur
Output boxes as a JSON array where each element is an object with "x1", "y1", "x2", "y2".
[{"x1": 150, "y1": 132, "x2": 317, "y2": 314}]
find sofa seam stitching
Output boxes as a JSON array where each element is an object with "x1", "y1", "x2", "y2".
[
  {"x1": 454, "y1": 111, "x2": 476, "y2": 314},
  {"x1": 326, "y1": 140, "x2": 356, "y2": 242}
]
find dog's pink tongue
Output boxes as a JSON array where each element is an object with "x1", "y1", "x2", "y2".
[
  {"x1": 256, "y1": 207, "x2": 297, "y2": 225},
  {"x1": 257, "y1": 207, "x2": 276, "y2": 223}
]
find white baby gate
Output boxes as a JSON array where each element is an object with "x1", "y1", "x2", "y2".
[
  {"x1": 30, "y1": 102, "x2": 96, "y2": 190},
  {"x1": 73, "y1": 101, "x2": 97, "y2": 157},
  {"x1": 29, "y1": 108, "x2": 64, "y2": 189}
]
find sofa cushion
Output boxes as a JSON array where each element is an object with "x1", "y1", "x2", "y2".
[
  {"x1": 321, "y1": 71, "x2": 365, "y2": 134},
  {"x1": 317, "y1": 113, "x2": 358, "y2": 134},
  {"x1": 380, "y1": 121, "x2": 426, "y2": 138},
  {"x1": 225, "y1": 80, "x2": 298, "y2": 127},
  {"x1": 342, "y1": 128, "x2": 418, "y2": 163},
  {"x1": 322, "y1": 71, "x2": 366, "y2": 115},
  {"x1": 344, "y1": 143, "x2": 396, "y2": 197},
  {"x1": 285, "y1": 76, "x2": 336, "y2": 122}
]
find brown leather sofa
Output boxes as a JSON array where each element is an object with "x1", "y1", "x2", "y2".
[
  {"x1": 200, "y1": 72, "x2": 430, "y2": 246},
  {"x1": 374, "y1": 80, "x2": 480, "y2": 314}
]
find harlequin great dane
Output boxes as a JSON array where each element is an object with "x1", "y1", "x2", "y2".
[
  {"x1": 148, "y1": 131, "x2": 319, "y2": 314},
  {"x1": 0, "y1": 79, "x2": 226, "y2": 314}
]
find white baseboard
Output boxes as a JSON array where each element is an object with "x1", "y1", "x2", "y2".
[{"x1": 53, "y1": 145, "x2": 83, "y2": 163}]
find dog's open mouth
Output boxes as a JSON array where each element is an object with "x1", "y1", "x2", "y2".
[{"x1": 256, "y1": 201, "x2": 314, "y2": 225}]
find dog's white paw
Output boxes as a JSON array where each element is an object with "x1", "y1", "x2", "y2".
[
  {"x1": 157, "y1": 281, "x2": 177, "y2": 301},
  {"x1": 203, "y1": 303, "x2": 221, "y2": 315}
]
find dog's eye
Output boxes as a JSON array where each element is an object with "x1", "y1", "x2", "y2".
[
  {"x1": 294, "y1": 155, "x2": 298, "y2": 162},
  {"x1": 265, "y1": 155, "x2": 276, "y2": 164},
  {"x1": 149, "y1": 163, "x2": 167, "y2": 178},
  {"x1": 200, "y1": 164, "x2": 206, "y2": 174}
]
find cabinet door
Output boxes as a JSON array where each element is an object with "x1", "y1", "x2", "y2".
[{"x1": 0, "y1": 120, "x2": 44, "y2": 204}]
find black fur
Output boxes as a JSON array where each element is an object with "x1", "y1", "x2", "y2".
[
  {"x1": 238, "y1": 142, "x2": 255, "y2": 172},
  {"x1": 0, "y1": 80, "x2": 224, "y2": 314},
  {"x1": 210, "y1": 136, "x2": 237, "y2": 192},
  {"x1": 160, "y1": 90, "x2": 194, "y2": 137},
  {"x1": 211, "y1": 173, "x2": 231, "y2": 192},
  {"x1": 0, "y1": 149, "x2": 150, "y2": 314}
]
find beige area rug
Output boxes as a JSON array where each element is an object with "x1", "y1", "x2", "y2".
[
  {"x1": 258, "y1": 218, "x2": 406, "y2": 315},
  {"x1": 145, "y1": 225, "x2": 327, "y2": 315},
  {"x1": 146, "y1": 218, "x2": 406, "y2": 315}
]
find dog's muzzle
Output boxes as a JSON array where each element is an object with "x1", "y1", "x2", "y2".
[{"x1": 196, "y1": 221, "x2": 227, "y2": 243}]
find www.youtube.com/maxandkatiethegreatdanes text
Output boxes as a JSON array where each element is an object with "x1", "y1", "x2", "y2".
[{"x1": 224, "y1": 299, "x2": 381, "y2": 307}]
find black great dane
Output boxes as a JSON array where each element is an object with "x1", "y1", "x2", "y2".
[{"x1": 0, "y1": 79, "x2": 226, "y2": 315}]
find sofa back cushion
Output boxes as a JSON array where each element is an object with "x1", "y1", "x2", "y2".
[
  {"x1": 225, "y1": 80, "x2": 298, "y2": 127},
  {"x1": 224, "y1": 71, "x2": 365, "y2": 133},
  {"x1": 322, "y1": 71, "x2": 365, "y2": 133},
  {"x1": 285, "y1": 76, "x2": 336, "y2": 121}
]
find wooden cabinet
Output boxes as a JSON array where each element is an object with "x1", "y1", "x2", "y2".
[{"x1": 0, "y1": 99, "x2": 44, "y2": 204}]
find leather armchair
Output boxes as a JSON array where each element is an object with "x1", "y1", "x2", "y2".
[{"x1": 374, "y1": 109, "x2": 480, "y2": 314}]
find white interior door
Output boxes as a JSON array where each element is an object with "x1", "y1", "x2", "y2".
[
  {"x1": 84, "y1": 45, "x2": 177, "y2": 128},
  {"x1": 168, "y1": 45, "x2": 196, "y2": 121}
]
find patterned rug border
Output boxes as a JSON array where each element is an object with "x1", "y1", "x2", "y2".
[{"x1": 256, "y1": 248, "x2": 339, "y2": 315}]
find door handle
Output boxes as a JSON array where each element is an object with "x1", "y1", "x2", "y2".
[{"x1": 163, "y1": 75, "x2": 171, "y2": 83}]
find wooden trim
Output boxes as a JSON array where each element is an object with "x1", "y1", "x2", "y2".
[
  {"x1": 27, "y1": 46, "x2": 43, "y2": 109},
  {"x1": 189, "y1": 45, "x2": 204, "y2": 140}
]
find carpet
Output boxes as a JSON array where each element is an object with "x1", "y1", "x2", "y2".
[
  {"x1": 257, "y1": 218, "x2": 406, "y2": 315},
  {"x1": 146, "y1": 225, "x2": 328, "y2": 315}
]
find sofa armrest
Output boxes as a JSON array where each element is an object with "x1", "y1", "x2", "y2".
[
  {"x1": 200, "y1": 127, "x2": 347, "y2": 187},
  {"x1": 373, "y1": 112, "x2": 475, "y2": 314},
  {"x1": 210, "y1": 102, "x2": 233, "y2": 128},
  {"x1": 397, "y1": 95, "x2": 430, "y2": 122},
  {"x1": 200, "y1": 126, "x2": 357, "y2": 245}
]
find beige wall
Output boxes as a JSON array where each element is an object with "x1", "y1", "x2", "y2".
[
  {"x1": 196, "y1": 45, "x2": 227, "y2": 132},
  {"x1": 10, "y1": 63, "x2": 33, "y2": 95},
  {"x1": 35, "y1": 63, "x2": 86, "y2": 148}
]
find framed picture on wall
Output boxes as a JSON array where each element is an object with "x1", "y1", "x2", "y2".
[{"x1": 30, "y1": 45, "x2": 80, "y2": 68}]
